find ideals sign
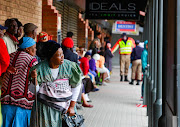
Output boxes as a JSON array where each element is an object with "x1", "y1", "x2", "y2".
[{"x1": 85, "y1": 0, "x2": 140, "y2": 19}]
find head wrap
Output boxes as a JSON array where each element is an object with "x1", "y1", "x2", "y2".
[
  {"x1": 18, "y1": 37, "x2": 36, "y2": 49},
  {"x1": 85, "y1": 52, "x2": 91, "y2": 57},
  {"x1": 39, "y1": 32, "x2": 48, "y2": 42},
  {"x1": 62, "y1": 37, "x2": 74, "y2": 48},
  {"x1": 45, "y1": 40, "x2": 61, "y2": 60}
]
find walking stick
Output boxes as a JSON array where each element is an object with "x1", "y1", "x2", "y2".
[{"x1": 34, "y1": 78, "x2": 39, "y2": 127}]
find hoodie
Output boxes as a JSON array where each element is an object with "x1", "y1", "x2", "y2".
[{"x1": 141, "y1": 40, "x2": 148, "y2": 72}]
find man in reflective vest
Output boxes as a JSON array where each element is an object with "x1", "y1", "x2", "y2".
[{"x1": 111, "y1": 33, "x2": 135, "y2": 82}]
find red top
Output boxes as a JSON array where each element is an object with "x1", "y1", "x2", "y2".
[
  {"x1": 79, "y1": 57, "x2": 89, "y2": 75},
  {"x1": 0, "y1": 38, "x2": 10, "y2": 76}
]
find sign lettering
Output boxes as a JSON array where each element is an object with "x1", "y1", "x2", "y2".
[{"x1": 86, "y1": 0, "x2": 140, "y2": 19}]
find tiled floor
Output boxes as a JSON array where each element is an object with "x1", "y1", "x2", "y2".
[{"x1": 78, "y1": 67, "x2": 148, "y2": 127}]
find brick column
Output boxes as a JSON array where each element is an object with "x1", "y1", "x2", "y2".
[
  {"x1": 42, "y1": 0, "x2": 61, "y2": 41},
  {"x1": 88, "y1": 26, "x2": 94, "y2": 49},
  {"x1": 77, "y1": 13, "x2": 86, "y2": 47}
]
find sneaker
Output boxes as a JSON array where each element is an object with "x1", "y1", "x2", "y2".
[{"x1": 102, "y1": 82, "x2": 108, "y2": 86}]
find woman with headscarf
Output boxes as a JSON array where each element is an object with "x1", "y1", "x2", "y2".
[
  {"x1": 29, "y1": 40, "x2": 82, "y2": 127},
  {"x1": 1, "y1": 37, "x2": 38, "y2": 127}
]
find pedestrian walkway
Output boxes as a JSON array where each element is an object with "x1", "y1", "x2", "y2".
[{"x1": 78, "y1": 67, "x2": 148, "y2": 127}]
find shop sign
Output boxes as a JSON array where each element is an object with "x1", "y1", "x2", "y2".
[
  {"x1": 116, "y1": 21, "x2": 136, "y2": 32},
  {"x1": 112, "y1": 20, "x2": 139, "y2": 35},
  {"x1": 85, "y1": 0, "x2": 140, "y2": 19}
]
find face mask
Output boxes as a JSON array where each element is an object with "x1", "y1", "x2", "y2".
[{"x1": 123, "y1": 37, "x2": 127, "y2": 40}]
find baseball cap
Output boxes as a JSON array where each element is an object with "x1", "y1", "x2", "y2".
[
  {"x1": 135, "y1": 40, "x2": 140, "y2": 44},
  {"x1": 0, "y1": 25, "x2": 8, "y2": 30},
  {"x1": 24, "y1": 23, "x2": 38, "y2": 33}
]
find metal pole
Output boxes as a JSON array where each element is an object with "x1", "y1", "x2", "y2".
[
  {"x1": 149, "y1": 0, "x2": 155, "y2": 126},
  {"x1": 146, "y1": 6, "x2": 150, "y2": 115},
  {"x1": 147, "y1": 4, "x2": 152, "y2": 119},
  {"x1": 153, "y1": 0, "x2": 163, "y2": 126},
  {"x1": 177, "y1": 0, "x2": 180, "y2": 125},
  {"x1": 150, "y1": 0, "x2": 157, "y2": 125}
]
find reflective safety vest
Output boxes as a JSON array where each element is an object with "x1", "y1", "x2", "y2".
[
  {"x1": 119, "y1": 40, "x2": 133, "y2": 55},
  {"x1": 111, "y1": 38, "x2": 135, "y2": 55}
]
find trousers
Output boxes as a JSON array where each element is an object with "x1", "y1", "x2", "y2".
[
  {"x1": 120, "y1": 54, "x2": 130, "y2": 76},
  {"x1": 131, "y1": 59, "x2": 142, "y2": 80}
]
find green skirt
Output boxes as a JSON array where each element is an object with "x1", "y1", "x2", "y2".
[{"x1": 30, "y1": 102, "x2": 62, "y2": 127}]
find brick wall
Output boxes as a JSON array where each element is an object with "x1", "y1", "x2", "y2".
[
  {"x1": 0, "y1": 0, "x2": 42, "y2": 33},
  {"x1": 42, "y1": 0, "x2": 60, "y2": 41}
]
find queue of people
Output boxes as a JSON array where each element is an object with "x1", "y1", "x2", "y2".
[
  {"x1": 0, "y1": 17, "x2": 148, "y2": 127},
  {"x1": 0, "y1": 17, "x2": 115, "y2": 126}
]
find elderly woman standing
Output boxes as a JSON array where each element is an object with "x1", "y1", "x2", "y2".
[
  {"x1": 1, "y1": 37, "x2": 38, "y2": 127},
  {"x1": 30, "y1": 41, "x2": 82, "y2": 127}
]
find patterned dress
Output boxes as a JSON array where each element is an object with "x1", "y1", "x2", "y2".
[{"x1": 30, "y1": 59, "x2": 82, "y2": 127}]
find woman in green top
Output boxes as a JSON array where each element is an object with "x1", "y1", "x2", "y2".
[{"x1": 30, "y1": 40, "x2": 82, "y2": 127}]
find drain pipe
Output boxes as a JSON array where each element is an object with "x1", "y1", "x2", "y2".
[
  {"x1": 153, "y1": 0, "x2": 163, "y2": 126},
  {"x1": 177, "y1": 0, "x2": 180, "y2": 125}
]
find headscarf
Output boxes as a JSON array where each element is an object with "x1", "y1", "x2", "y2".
[{"x1": 18, "y1": 37, "x2": 36, "y2": 49}]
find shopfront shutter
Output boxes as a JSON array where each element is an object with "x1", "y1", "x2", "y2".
[
  {"x1": 53, "y1": 1, "x2": 78, "y2": 47},
  {"x1": 68, "y1": 7, "x2": 78, "y2": 47}
]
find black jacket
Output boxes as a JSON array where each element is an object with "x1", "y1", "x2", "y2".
[{"x1": 63, "y1": 49, "x2": 78, "y2": 63}]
